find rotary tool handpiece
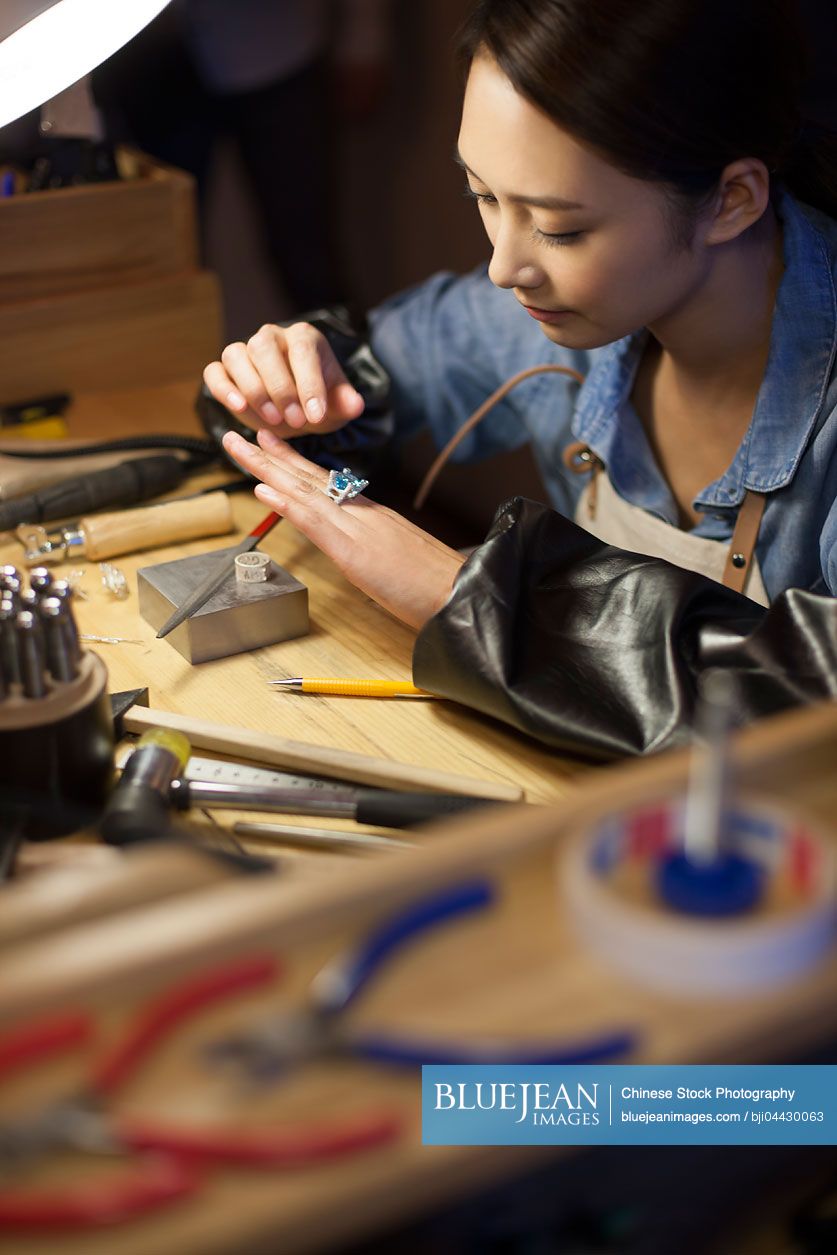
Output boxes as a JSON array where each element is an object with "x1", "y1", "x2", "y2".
[{"x1": 0, "y1": 455, "x2": 188, "y2": 531}]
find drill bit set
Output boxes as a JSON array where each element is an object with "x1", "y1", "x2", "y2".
[{"x1": 0, "y1": 564, "x2": 114, "y2": 838}]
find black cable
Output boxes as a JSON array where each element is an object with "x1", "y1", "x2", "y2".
[
  {"x1": 0, "y1": 434, "x2": 218, "y2": 460},
  {"x1": 195, "y1": 478, "x2": 252, "y2": 496}
]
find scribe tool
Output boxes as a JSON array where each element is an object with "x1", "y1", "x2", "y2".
[{"x1": 156, "y1": 511, "x2": 281, "y2": 639}]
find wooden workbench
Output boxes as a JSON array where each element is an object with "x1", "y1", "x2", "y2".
[
  {"x1": 0, "y1": 381, "x2": 587, "y2": 810},
  {"x1": 0, "y1": 385, "x2": 835, "y2": 1255}
]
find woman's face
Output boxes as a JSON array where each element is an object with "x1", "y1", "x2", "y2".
[{"x1": 457, "y1": 54, "x2": 711, "y2": 349}]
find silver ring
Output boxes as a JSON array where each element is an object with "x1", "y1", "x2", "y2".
[
  {"x1": 235, "y1": 552, "x2": 270, "y2": 583},
  {"x1": 322, "y1": 467, "x2": 369, "y2": 505}
]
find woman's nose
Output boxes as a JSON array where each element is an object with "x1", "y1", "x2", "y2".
[{"x1": 487, "y1": 222, "x2": 543, "y2": 290}]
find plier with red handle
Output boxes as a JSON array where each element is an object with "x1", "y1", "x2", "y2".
[{"x1": 0, "y1": 954, "x2": 400, "y2": 1231}]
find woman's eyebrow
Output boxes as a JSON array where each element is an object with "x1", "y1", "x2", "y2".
[{"x1": 453, "y1": 148, "x2": 585, "y2": 211}]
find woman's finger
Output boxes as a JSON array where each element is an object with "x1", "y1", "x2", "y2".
[
  {"x1": 203, "y1": 359, "x2": 254, "y2": 419},
  {"x1": 331, "y1": 380, "x2": 366, "y2": 419},
  {"x1": 222, "y1": 430, "x2": 340, "y2": 506},
  {"x1": 284, "y1": 325, "x2": 338, "y2": 425},
  {"x1": 215, "y1": 340, "x2": 284, "y2": 426},
  {"x1": 255, "y1": 428, "x2": 335, "y2": 484},
  {"x1": 244, "y1": 325, "x2": 312, "y2": 428}
]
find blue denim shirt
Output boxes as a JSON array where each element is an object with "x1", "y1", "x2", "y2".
[{"x1": 369, "y1": 191, "x2": 837, "y2": 600}]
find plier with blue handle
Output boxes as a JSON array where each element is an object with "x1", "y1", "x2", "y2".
[{"x1": 205, "y1": 879, "x2": 636, "y2": 1081}]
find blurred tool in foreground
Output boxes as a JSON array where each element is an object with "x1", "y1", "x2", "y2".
[
  {"x1": 658, "y1": 670, "x2": 761, "y2": 916},
  {"x1": 0, "y1": 953, "x2": 399, "y2": 1232},
  {"x1": 561, "y1": 669, "x2": 837, "y2": 996},
  {"x1": 206, "y1": 879, "x2": 635, "y2": 1080}
]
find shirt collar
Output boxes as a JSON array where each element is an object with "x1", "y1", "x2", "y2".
[{"x1": 572, "y1": 191, "x2": 837, "y2": 510}]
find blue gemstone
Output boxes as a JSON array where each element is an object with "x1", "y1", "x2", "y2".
[{"x1": 333, "y1": 475, "x2": 349, "y2": 490}]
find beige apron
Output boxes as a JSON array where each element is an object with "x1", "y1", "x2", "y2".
[{"x1": 564, "y1": 443, "x2": 770, "y2": 607}]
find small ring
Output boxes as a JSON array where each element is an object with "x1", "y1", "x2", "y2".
[
  {"x1": 235, "y1": 551, "x2": 270, "y2": 583},
  {"x1": 322, "y1": 467, "x2": 369, "y2": 505}
]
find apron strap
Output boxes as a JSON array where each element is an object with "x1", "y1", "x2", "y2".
[
  {"x1": 562, "y1": 441, "x2": 604, "y2": 520},
  {"x1": 562, "y1": 443, "x2": 767, "y2": 593},
  {"x1": 722, "y1": 490, "x2": 767, "y2": 594}
]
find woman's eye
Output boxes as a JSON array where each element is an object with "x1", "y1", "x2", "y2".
[
  {"x1": 536, "y1": 229, "x2": 584, "y2": 247},
  {"x1": 463, "y1": 187, "x2": 497, "y2": 206},
  {"x1": 463, "y1": 186, "x2": 583, "y2": 245}
]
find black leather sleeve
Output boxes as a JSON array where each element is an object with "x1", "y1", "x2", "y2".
[{"x1": 412, "y1": 498, "x2": 837, "y2": 760}]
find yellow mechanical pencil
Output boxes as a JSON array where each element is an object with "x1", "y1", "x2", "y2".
[{"x1": 269, "y1": 677, "x2": 436, "y2": 698}]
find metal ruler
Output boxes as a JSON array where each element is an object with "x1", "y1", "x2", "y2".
[
  {"x1": 181, "y1": 755, "x2": 359, "y2": 797},
  {"x1": 115, "y1": 746, "x2": 356, "y2": 795}
]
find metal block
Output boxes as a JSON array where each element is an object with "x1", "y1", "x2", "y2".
[{"x1": 138, "y1": 547, "x2": 308, "y2": 664}]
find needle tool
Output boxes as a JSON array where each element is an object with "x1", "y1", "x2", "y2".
[
  {"x1": 682, "y1": 669, "x2": 735, "y2": 864},
  {"x1": 156, "y1": 511, "x2": 281, "y2": 639}
]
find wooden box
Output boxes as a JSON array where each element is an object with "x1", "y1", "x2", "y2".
[
  {"x1": 0, "y1": 150, "x2": 221, "y2": 402},
  {"x1": 0, "y1": 149, "x2": 199, "y2": 302}
]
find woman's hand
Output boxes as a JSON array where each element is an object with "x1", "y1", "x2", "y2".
[
  {"x1": 204, "y1": 321, "x2": 366, "y2": 438},
  {"x1": 222, "y1": 428, "x2": 466, "y2": 631}
]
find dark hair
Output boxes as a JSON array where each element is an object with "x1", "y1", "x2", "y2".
[{"x1": 458, "y1": 0, "x2": 837, "y2": 222}]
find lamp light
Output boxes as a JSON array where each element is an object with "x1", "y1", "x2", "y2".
[{"x1": 0, "y1": 0, "x2": 172, "y2": 131}]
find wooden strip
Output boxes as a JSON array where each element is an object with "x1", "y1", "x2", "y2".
[
  {"x1": 122, "y1": 705, "x2": 525, "y2": 801},
  {"x1": 0, "y1": 845, "x2": 233, "y2": 951}
]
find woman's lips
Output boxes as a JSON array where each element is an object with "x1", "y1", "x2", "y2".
[{"x1": 523, "y1": 305, "x2": 574, "y2": 324}]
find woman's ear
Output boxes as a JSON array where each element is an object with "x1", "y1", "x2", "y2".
[{"x1": 703, "y1": 158, "x2": 772, "y2": 244}]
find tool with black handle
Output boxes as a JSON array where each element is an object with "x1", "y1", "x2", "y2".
[
  {"x1": 0, "y1": 455, "x2": 191, "y2": 531},
  {"x1": 169, "y1": 777, "x2": 504, "y2": 829}
]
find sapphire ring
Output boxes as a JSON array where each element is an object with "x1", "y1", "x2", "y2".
[{"x1": 322, "y1": 467, "x2": 369, "y2": 505}]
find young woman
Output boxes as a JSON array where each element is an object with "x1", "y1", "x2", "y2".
[{"x1": 204, "y1": 0, "x2": 837, "y2": 755}]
